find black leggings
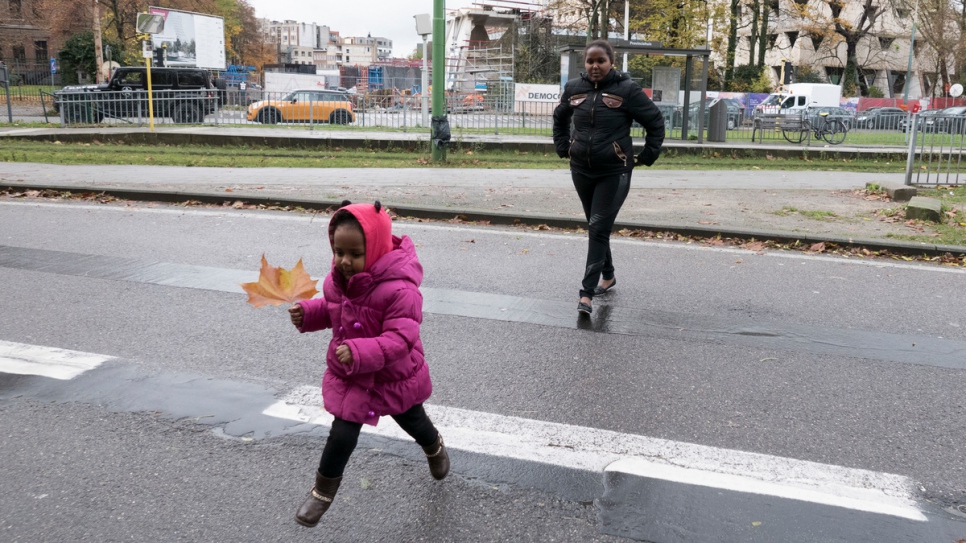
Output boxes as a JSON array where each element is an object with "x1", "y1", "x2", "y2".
[
  {"x1": 318, "y1": 403, "x2": 439, "y2": 478},
  {"x1": 572, "y1": 168, "x2": 632, "y2": 299}
]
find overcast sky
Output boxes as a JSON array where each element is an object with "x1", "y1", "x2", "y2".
[{"x1": 245, "y1": 0, "x2": 470, "y2": 59}]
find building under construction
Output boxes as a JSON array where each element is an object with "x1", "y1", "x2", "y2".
[{"x1": 443, "y1": 1, "x2": 555, "y2": 100}]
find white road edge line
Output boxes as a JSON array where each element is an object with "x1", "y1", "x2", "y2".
[
  {"x1": 263, "y1": 392, "x2": 926, "y2": 522},
  {"x1": 0, "y1": 340, "x2": 113, "y2": 380}
]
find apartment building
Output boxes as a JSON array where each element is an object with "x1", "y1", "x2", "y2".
[
  {"x1": 1, "y1": 0, "x2": 51, "y2": 69},
  {"x1": 730, "y1": 0, "x2": 953, "y2": 99},
  {"x1": 341, "y1": 34, "x2": 392, "y2": 67}
]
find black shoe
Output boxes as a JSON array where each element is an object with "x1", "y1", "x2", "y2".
[
  {"x1": 593, "y1": 278, "x2": 616, "y2": 296},
  {"x1": 577, "y1": 301, "x2": 592, "y2": 315}
]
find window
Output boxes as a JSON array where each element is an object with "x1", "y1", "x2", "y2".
[
  {"x1": 12, "y1": 45, "x2": 26, "y2": 61},
  {"x1": 767, "y1": 34, "x2": 778, "y2": 48},
  {"x1": 785, "y1": 32, "x2": 799, "y2": 48},
  {"x1": 118, "y1": 71, "x2": 144, "y2": 86},
  {"x1": 810, "y1": 35, "x2": 823, "y2": 50},
  {"x1": 879, "y1": 37, "x2": 894, "y2": 50},
  {"x1": 825, "y1": 66, "x2": 843, "y2": 85},
  {"x1": 177, "y1": 71, "x2": 206, "y2": 87},
  {"x1": 896, "y1": 8, "x2": 909, "y2": 18},
  {"x1": 34, "y1": 40, "x2": 48, "y2": 62},
  {"x1": 9, "y1": 0, "x2": 22, "y2": 18}
]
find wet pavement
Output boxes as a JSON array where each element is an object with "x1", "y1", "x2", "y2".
[{"x1": 2, "y1": 193, "x2": 965, "y2": 541}]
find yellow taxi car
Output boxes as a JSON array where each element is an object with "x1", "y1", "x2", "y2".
[{"x1": 247, "y1": 89, "x2": 355, "y2": 124}]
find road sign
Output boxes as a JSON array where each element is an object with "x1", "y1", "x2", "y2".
[{"x1": 49, "y1": 58, "x2": 58, "y2": 74}]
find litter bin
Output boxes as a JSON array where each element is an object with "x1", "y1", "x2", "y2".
[{"x1": 708, "y1": 100, "x2": 728, "y2": 142}]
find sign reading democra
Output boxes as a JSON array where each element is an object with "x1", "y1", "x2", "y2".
[
  {"x1": 514, "y1": 83, "x2": 562, "y2": 115},
  {"x1": 515, "y1": 83, "x2": 561, "y2": 103}
]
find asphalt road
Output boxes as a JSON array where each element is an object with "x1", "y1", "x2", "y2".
[{"x1": 1, "y1": 198, "x2": 964, "y2": 541}]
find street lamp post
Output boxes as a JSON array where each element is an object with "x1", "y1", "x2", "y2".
[
  {"x1": 902, "y1": 0, "x2": 920, "y2": 103},
  {"x1": 414, "y1": 14, "x2": 431, "y2": 127}
]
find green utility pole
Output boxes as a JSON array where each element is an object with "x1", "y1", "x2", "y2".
[{"x1": 431, "y1": 0, "x2": 447, "y2": 162}]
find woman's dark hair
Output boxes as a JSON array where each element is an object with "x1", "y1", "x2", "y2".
[{"x1": 585, "y1": 39, "x2": 615, "y2": 63}]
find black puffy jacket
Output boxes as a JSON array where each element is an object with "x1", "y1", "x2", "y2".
[{"x1": 552, "y1": 69, "x2": 665, "y2": 174}]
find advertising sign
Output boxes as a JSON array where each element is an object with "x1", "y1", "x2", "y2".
[
  {"x1": 148, "y1": 7, "x2": 226, "y2": 70},
  {"x1": 514, "y1": 83, "x2": 561, "y2": 114}
]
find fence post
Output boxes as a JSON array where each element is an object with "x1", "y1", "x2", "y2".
[
  {"x1": 0, "y1": 63, "x2": 12, "y2": 123},
  {"x1": 904, "y1": 113, "x2": 919, "y2": 186}
]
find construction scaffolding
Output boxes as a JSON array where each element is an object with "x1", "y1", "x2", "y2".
[{"x1": 444, "y1": 1, "x2": 549, "y2": 109}]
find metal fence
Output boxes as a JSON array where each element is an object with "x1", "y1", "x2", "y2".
[
  {"x1": 905, "y1": 111, "x2": 966, "y2": 186},
  {"x1": 1, "y1": 85, "x2": 946, "y2": 152}
]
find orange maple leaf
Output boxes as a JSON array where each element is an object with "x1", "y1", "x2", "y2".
[{"x1": 241, "y1": 254, "x2": 319, "y2": 308}]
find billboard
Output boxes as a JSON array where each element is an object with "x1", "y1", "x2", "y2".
[{"x1": 148, "y1": 7, "x2": 226, "y2": 70}]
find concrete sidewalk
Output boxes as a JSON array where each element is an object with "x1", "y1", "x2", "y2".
[{"x1": 0, "y1": 126, "x2": 959, "y2": 256}]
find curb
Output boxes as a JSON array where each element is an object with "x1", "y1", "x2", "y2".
[{"x1": 5, "y1": 183, "x2": 963, "y2": 258}]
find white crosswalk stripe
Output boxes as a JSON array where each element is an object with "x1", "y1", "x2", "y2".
[
  {"x1": 264, "y1": 387, "x2": 926, "y2": 522},
  {"x1": 0, "y1": 341, "x2": 930, "y2": 524},
  {"x1": 0, "y1": 340, "x2": 113, "y2": 380}
]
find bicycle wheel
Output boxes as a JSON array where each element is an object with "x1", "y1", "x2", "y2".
[
  {"x1": 821, "y1": 119, "x2": 847, "y2": 145},
  {"x1": 782, "y1": 126, "x2": 806, "y2": 143}
]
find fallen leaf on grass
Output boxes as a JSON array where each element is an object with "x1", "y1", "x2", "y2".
[{"x1": 241, "y1": 254, "x2": 319, "y2": 308}]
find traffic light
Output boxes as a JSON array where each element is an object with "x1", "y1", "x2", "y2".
[
  {"x1": 154, "y1": 44, "x2": 167, "y2": 67},
  {"x1": 783, "y1": 60, "x2": 793, "y2": 84}
]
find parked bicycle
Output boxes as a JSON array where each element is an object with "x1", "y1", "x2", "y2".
[{"x1": 782, "y1": 106, "x2": 848, "y2": 145}]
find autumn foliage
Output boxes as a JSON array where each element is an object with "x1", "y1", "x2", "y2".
[{"x1": 241, "y1": 255, "x2": 319, "y2": 308}]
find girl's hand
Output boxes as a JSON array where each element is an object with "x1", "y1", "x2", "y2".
[
  {"x1": 288, "y1": 304, "x2": 304, "y2": 328},
  {"x1": 336, "y1": 344, "x2": 353, "y2": 366}
]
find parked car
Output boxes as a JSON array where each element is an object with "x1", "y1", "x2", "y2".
[
  {"x1": 935, "y1": 106, "x2": 966, "y2": 134},
  {"x1": 808, "y1": 106, "x2": 855, "y2": 130},
  {"x1": 854, "y1": 107, "x2": 906, "y2": 130},
  {"x1": 247, "y1": 89, "x2": 355, "y2": 124},
  {"x1": 898, "y1": 109, "x2": 942, "y2": 133},
  {"x1": 54, "y1": 66, "x2": 226, "y2": 124}
]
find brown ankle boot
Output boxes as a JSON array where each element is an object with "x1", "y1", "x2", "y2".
[
  {"x1": 295, "y1": 471, "x2": 342, "y2": 527},
  {"x1": 422, "y1": 433, "x2": 450, "y2": 480}
]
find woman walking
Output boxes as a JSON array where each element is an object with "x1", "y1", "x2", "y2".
[{"x1": 552, "y1": 39, "x2": 665, "y2": 315}]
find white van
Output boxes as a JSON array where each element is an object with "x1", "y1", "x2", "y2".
[{"x1": 755, "y1": 83, "x2": 842, "y2": 116}]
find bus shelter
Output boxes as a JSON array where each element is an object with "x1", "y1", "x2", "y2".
[{"x1": 560, "y1": 40, "x2": 712, "y2": 143}]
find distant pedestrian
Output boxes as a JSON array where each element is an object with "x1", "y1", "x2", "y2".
[
  {"x1": 553, "y1": 39, "x2": 665, "y2": 315},
  {"x1": 288, "y1": 200, "x2": 449, "y2": 528}
]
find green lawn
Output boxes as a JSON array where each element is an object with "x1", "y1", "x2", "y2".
[{"x1": 0, "y1": 139, "x2": 909, "y2": 172}]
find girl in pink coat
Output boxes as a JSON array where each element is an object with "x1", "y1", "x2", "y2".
[{"x1": 288, "y1": 200, "x2": 449, "y2": 528}]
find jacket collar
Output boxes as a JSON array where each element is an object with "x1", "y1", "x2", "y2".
[{"x1": 580, "y1": 69, "x2": 623, "y2": 87}]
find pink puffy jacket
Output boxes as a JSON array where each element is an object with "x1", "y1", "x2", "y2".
[{"x1": 297, "y1": 233, "x2": 432, "y2": 426}]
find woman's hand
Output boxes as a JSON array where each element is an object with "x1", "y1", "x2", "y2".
[
  {"x1": 288, "y1": 304, "x2": 304, "y2": 327},
  {"x1": 336, "y1": 344, "x2": 353, "y2": 366}
]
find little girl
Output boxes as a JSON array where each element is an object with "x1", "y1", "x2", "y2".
[{"x1": 288, "y1": 200, "x2": 449, "y2": 528}]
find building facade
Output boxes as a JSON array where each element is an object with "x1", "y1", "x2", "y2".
[{"x1": 728, "y1": 0, "x2": 955, "y2": 99}]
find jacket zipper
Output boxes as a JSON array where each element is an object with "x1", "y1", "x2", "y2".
[{"x1": 588, "y1": 81, "x2": 597, "y2": 169}]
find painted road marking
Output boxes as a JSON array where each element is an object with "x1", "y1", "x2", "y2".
[
  {"x1": 0, "y1": 340, "x2": 113, "y2": 380},
  {"x1": 264, "y1": 388, "x2": 926, "y2": 522}
]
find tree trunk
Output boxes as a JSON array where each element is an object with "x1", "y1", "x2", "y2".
[
  {"x1": 757, "y1": 2, "x2": 769, "y2": 68},
  {"x1": 724, "y1": 0, "x2": 740, "y2": 87},
  {"x1": 748, "y1": 0, "x2": 759, "y2": 64}
]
